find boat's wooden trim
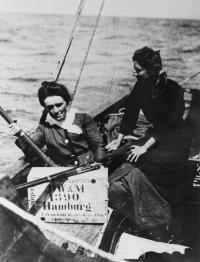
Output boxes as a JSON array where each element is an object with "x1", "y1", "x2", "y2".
[
  {"x1": 42, "y1": 223, "x2": 104, "y2": 253},
  {"x1": 91, "y1": 95, "x2": 128, "y2": 121}
]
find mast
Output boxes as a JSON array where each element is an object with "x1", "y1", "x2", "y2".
[{"x1": 55, "y1": 0, "x2": 86, "y2": 82}]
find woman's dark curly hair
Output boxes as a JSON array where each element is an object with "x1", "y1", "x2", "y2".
[
  {"x1": 38, "y1": 81, "x2": 72, "y2": 107},
  {"x1": 132, "y1": 46, "x2": 162, "y2": 72}
]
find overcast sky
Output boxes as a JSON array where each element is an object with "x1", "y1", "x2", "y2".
[{"x1": 0, "y1": 0, "x2": 199, "y2": 19}]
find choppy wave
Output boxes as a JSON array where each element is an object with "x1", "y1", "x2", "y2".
[
  {"x1": 97, "y1": 51, "x2": 113, "y2": 57},
  {"x1": 182, "y1": 46, "x2": 200, "y2": 53},
  {"x1": 1, "y1": 91, "x2": 33, "y2": 98},
  {"x1": 0, "y1": 38, "x2": 11, "y2": 43},
  {"x1": 102, "y1": 35, "x2": 124, "y2": 40},
  {"x1": 165, "y1": 57, "x2": 183, "y2": 62},
  {"x1": 9, "y1": 77, "x2": 39, "y2": 82},
  {"x1": 179, "y1": 20, "x2": 200, "y2": 29},
  {"x1": 36, "y1": 51, "x2": 55, "y2": 56},
  {"x1": 179, "y1": 22, "x2": 191, "y2": 28}
]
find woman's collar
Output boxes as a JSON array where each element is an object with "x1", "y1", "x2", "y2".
[
  {"x1": 152, "y1": 70, "x2": 167, "y2": 98},
  {"x1": 45, "y1": 108, "x2": 79, "y2": 128},
  {"x1": 45, "y1": 108, "x2": 82, "y2": 134}
]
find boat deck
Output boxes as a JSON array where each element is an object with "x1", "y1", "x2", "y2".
[{"x1": 42, "y1": 223, "x2": 103, "y2": 253}]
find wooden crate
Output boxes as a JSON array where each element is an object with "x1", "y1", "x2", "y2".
[{"x1": 28, "y1": 166, "x2": 108, "y2": 223}]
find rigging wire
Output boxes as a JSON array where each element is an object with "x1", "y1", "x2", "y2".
[
  {"x1": 102, "y1": 13, "x2": 117, "y2": 101},
  {"x1": 105, "y1": 16, "x2": 117, "y2": 101},
  {"x1": 179, "y1": 71, "x2": 200, "y2": 86},
  {"x1": 55, "y1": 0, "x2": 86, "y2": 82},
  {"x1": 70, "y1": 0, "x2": 106, "y2": 107}
]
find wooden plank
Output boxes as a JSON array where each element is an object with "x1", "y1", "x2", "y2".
[
  {"x1": 28, "y1": 167, "x2": 109, "y2": 223},
  {"x1": 42, "y1": 223, "x2": 103, "y2": 253},
  {"x1": 90, "y1": 95, "x2": 128, "y2": 121}
]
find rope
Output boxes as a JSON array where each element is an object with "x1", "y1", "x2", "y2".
[
  {"x1": 55, "y1": 0, "x2": 86, "y2": 82},
  {"x1": 106, "y1": 16, "x2": 117, "y2": 102},
  {"x1": 70, "y1": 0, "x2": 106, "y2": 107},
  {"x1": 0, "y1": 197, "x2": 124, "y2": 262},
  {"x1": 102, "y1": 15, "x2": 116, "y2": 102},
  {"x1": 179, "y1": 71, "x2": 200, "y2": 86}
]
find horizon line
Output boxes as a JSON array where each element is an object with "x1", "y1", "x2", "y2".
[{"x1": 0, "y1": 11, "x2": 199, "y2": 21}]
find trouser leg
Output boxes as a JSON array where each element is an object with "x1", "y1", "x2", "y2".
[
  {"x1": 109, "y1": 166, "x2": 171, "y2": 229},
  {"x1": 108, "y1": 178, "x2": 134, "y2": 221}
]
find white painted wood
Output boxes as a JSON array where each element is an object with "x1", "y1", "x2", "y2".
[
  {"x1": 28, "y1": 166, "x2": 108, "y2": 223},
  {"x1": 115, "y1": 233, "x2": 188, "y2": 259}
]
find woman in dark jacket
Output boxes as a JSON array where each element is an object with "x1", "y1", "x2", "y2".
[
  {"x1": 10, "y1": 81, "x2": 105, "y2": 166},
  {"x1": 106, "y1": 47, "x2": 193, "y2": 238}
]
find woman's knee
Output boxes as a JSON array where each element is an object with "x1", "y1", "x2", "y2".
[{"x1": 108, "y1": 181, "x2": 129, "y2": 209}]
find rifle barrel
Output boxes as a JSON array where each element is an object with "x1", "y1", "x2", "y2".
[
  {"x1": 14, "y1": 164, "x2": 101, "y2": 190},
  {"x1": 189, "y1": 157, "x2": 200, "y2": 164}
]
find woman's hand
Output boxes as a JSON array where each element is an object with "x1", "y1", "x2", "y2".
[
  {"x1": 127, "y1": 145, "x2": 147, "y2": 162},
  {"x1": 197, "y1": 153, "x2": 200, "y2": 172},
  {"x1": 76, "y1": 152, "x2": 95, "y2": 166},
  {"x1": 105, "y1": 139, "x2": 121, "y2": 151},
  {"x1": 106, "y1": 133, "x2": 124, "y2": 152},
  {"x1": 9, "y1": 122, "x2": 21, "y2": 136}
]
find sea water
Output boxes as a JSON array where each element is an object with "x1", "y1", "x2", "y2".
[{"x1": 0, "y1": 13, "x2": 200, "y2": 173}]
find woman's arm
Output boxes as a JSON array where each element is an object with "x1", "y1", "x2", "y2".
[
  {"x1": 106, "y1": 83, "x2": 141, "y2": 151},
  {"x1": 82, "y1": 113, "x2": 105, "y2": 161},
  {"x1": 12, "y1": 124, "x2": 46, "y2": 156},
  {"x1": 31, "y1": 125, "x2": 46, "y2": 148},
  {"x1": 119, "y1": 83, "x2": 141, "y2": 135}
]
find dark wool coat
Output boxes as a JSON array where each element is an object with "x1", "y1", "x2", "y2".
[
  {"x1": 18, "y1": 112, "x2": 105, "y2": 166},
  {"x1": 120, "y1": 74, "x2": 185, "y2": 139},
  {"x1": 112, "y1": 74, "x2": 194, "y2": 203}
]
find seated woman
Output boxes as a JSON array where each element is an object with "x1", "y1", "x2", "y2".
[
  {"x1": 106, "y1": 47, "x2": 194, "y2": 241},
  {"x1": 10, "y1": 81, "x2": 105, "y2": 166}
]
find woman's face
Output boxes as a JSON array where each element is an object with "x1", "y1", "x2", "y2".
[
  {"x1": 133, "y1": 61, "x2": 150, "y2": 80},
  {"x1": 44, "y1": 96, "x2": 67, "y2": 121}
]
